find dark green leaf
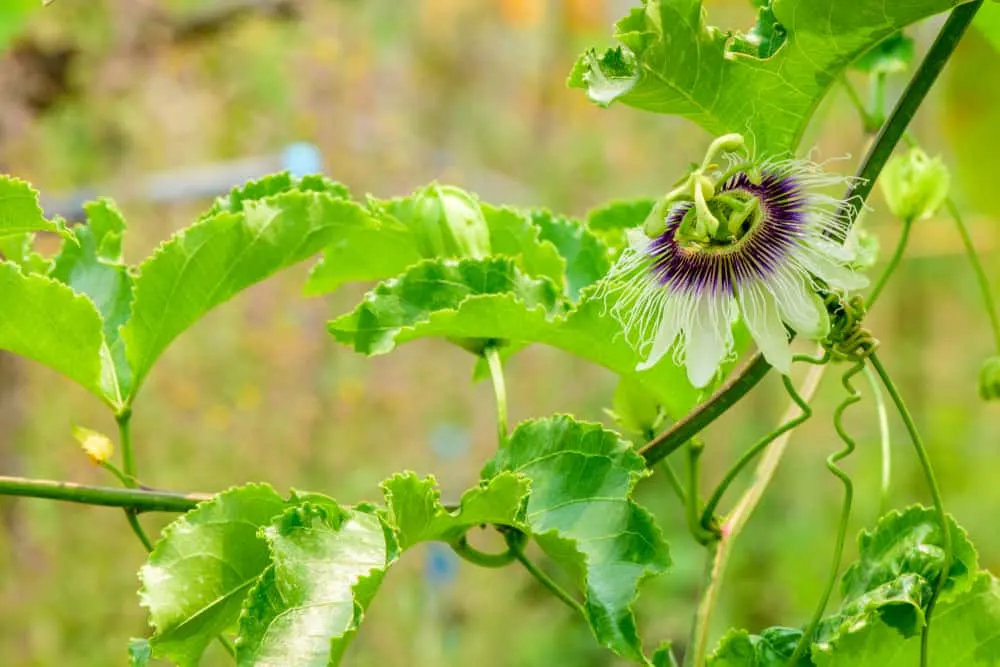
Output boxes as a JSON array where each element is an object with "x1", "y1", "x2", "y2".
[
  {"x1": 50, "y1": 199, "x2": 133, "y2": 399},
  {"x1": 482, "y1": 416, "x2": 671, "y2": 662},
  {"x1": 123, "y1": 192, "x2": 369, "y2": 397},
  {"x1": 139, "y1": 484, "x2": 287, "y2": 667},
  {"x1": 0, "y1": 176, "x2": 72, "y2": 240},
  {"x1": 570, "y1": 0, "x2": 964, "y2": 153},
  {"x1": 586, "y1": 198, "x2": 656, "y2": 251},
  {"x1": 236, "y1": 501, "x2": 396, "y2": 667},
  {"x1": 0, "y1": 261, "x2": 111, "y2": 403}
]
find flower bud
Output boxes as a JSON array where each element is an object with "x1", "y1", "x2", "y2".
[
  {"x1": 411, "y1": 185, "x2": 492, "y2": 260},
  {"x1": 978, "y1": 356, "x2": 1000, "y2": 401},
  {"x1": 73, "y1": 426, "x2": 114, "y2": 464},
  {"x1": 880, "y1": 148, "x2": 950, "y2": 222}
]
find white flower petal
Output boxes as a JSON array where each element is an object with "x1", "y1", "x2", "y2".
[
  {"x1": 738, "y1": 282, "x2": 792, "y2": 374},
  {"x1": 637, "y1": 297, "x2": 686, "y2": 371},
  {"x1": 771, "y1": 270, "x2": 829, "y2": 339},
  {"x1": 684, "y1": 296, "x2": 735, "y2": 388},
  {"x1": 797, "y1": 247, "x2": 869, "y2": 292}
]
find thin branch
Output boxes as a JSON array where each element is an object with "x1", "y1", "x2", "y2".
[{"x1": 0, "y1": 475, "x2": 209, "y2": 513}]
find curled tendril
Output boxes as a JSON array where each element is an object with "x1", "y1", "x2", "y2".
[{"x1": 823, "y1": 293, "x2": 878, "y2": 361}]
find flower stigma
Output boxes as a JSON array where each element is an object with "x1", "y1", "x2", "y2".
[{"x1": 604, "y1": 134, "x2": 869, "y2": 387}]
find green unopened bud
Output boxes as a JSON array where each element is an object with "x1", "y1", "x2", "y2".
[
  {"x1": 978, "y1": 357, "x2": 1000, "y2": 401},
  {"x1": 880, "y1": 148, "x2": 950, "y2": 222},
  {"x1": 411, "y1": 184, "x2": 491, "y2": 259},
  {"x1": 73, "y1": 426, "x2": 114, "y2": 464},
  {"x1": 605, "y1": 377, "x2": 665, "y2": 437}
]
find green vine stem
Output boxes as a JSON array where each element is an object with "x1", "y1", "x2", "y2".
[
  {"x1": 0, "y1": 475, "x2": 209, "y2": 512},
  {"x1": 869, "y1": 351, "x2": 952, "y2": 667},
  {"x1": 863, "y1": 363, "x2": 892, "y2": 517},
  {"x1": 642, "y1": 1, "x2": 982, "y2": 468},
  {"x1": 686, "y1": 358, "x2": 828, "y2": 667},
  {"x1": 788, "y1": 361, "x2": 865, "y2": 665},
  {"x1": 946, "y1": 199, "x2": 1000, "y2": 352},
  {"x1": 451, "y1": 533, "x2": 518, "y2": 568},
  {"x1": 867, "y1": 218, "x2": 913, "y2": 305},
  {"x1": 483, "y1": 344, "x2": 509, "y2": 445},
  {"x1": 685, "y1": 440, "x2": 715, "y2": 545},
  {"x1": 699, "y1": 371, "x2": 819, "y2": 529},
  {"x1": 116, "y1": 409, "x2": 156, "y2": 551},
  {"x1": 503, "y1": 530, "x2": 586, "y2": 618}
]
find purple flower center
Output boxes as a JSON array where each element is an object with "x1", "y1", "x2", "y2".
[{"x1": 648, "y1": 169, "x2": 808, "y2": 295}]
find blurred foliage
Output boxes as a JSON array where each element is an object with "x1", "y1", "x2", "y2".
[{"x1": 0, "y1": 1, "x2": 998, "y2": 666}]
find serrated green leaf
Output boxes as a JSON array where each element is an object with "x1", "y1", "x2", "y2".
[
  {"x1": 812, "y1": 572, "x2": 1000, "y2": 666},
  {"x1": 586, "y1": 198, "x2": 656, "y2": 252},
  {"x1": 0, "y1": 176, "x2": 72, "y2": 240},
  {"x1": 529, "y1": 210, "x2": 610, "y2": 301},
  {"x1": 139, "y1": 484, "x2": 287, "y2": 667},
  {"x1": 482, "y1": 416, "x2": 671, "y2": 663},
  {"x1": 236, "y1": 502, "x2": 396, "y2": 667},
  {"x1": 303, "y1": 198, "x2": 421, "y2": 296},
  {"x1": 570, "y1": 0, "x2": 966, "y2": 153},
  {"x1": 652, "y1": 641, "x2": 680, "y2": 667},
  {"x1": 206, "y1": 172, "x2": 351, "y2": 218},
  {"x1": 708, "y1": 627, "x2": 809, "y2": 667},
  {"x1": 483, "y1": 204, "x2": 567, "y2": 290},
  {"x1": 128, "y1": 638, "x2": 152, "y2": 667},
  {"x1": 838, "y1": 506, "x2": 978, "y2": 607},
  {"x1": 50, "y1": 199, "x2": 133, "y2": 399},
  {"x1": 328, "y1": 257, "x2": 564, "y2": 355},
  {"x1": 0, "y1": 232, "x2": 51, "y2": 273},
  {"x1": 0, "y1": 261, "x2": 111, "y2": 402},
  {"x1": 383, "y1": 471, "x2": 528, "y2": 548},
  {"x1": 123, "y1": 192, "x2": 369, "y2": 397}
]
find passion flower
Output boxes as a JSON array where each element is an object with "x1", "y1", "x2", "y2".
[{"x1": 604, "y1": 134, "x2": 868, "y2": 387}]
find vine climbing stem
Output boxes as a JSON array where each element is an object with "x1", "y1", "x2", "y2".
[{"x1": 483, "y1": 344, "x2": 508, "y2": 445}]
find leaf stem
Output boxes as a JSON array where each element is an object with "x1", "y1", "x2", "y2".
[
  {"x1": 483, "y1": 344, "x2": 508, "y2": 445},
  {"x1": 686, "y1": 359, "x2": 827, "y2": 667},
  {"x1": 685, "y1": 440, "x2": 714, "y2": 545},
  {"x1": 504, "y1": 531, "x2": 586, "y2": 617},
  {"x1": 116, "y1": 410, "x2": 156, "y2": 550},
  {"x1": 869, "y1": 351, "x2": 951, "y2": 667},
  {"x1": 868, "y1": 219, "x2": 913, "y2": 306},
  {"x1": 700, "y1": 374, "x2": 815, "y2": 529},
  {"x1": 788, "y1": 361, "x2": 864, "y2": 665},
  {"x1": 0, "y1": 475, "x2": 209, "y2": 512},
  {"x1": 641, "y1": 1, "x2": 981, "y2": 469}
]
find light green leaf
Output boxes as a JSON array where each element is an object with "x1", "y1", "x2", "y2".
[
  {"x1": 812, "y1": 573, "x2": 1000, "y2": 666},
  {"x1": 123, "y1": 192, "x2": 369, "y2": 397},
  {"x1": 50, "y1": 199, "x2": 133, "y2": 399},
  {"x1": 0, "y1": 176, "x2": 71, "y2": 240},
  {"x1": 303, "y1": 197, "x2": 421, "y2": 296},
  {"x1": 206, "y1": 172, "x2": 351, "y2": 218},
  {"x1": 586, "y1": 198, "x2": 655, "y2": 251},
  {"x1": 139, "y1": 484, "x2": 287, "y2": 667},
  {"x1": 328, "y1": 257, "x2": 565, "y2": 355},
  {"x1": 569, "y1": 0, "x2": 966, "y2": 153},
  {"x1": 708, "y1": 627, "x2": 809, "y2": 666},
  {"x1": 529, "y1": 209, "x2": 610, "y2": 300},
  {"x1": 482, "y1": 416, "x2": 671, "y2": 663},
  {"x1": 483, "y1": 204, "x2": 567, "y2": 290},
  {"x1": 383, "y1": 471, "x2": 528, "y2": 548},
  {"x1": 0, "y1": 233, "x2": 51, "y2": 274},
  {"x1": 128, "y1": 638, "x2": 152, "y2": 667},
  {"x1": 0, "y1": 261, "x2": 110, "y2": 402},
  {"x1": 236, "y1": 501, "x2": 396, "y2": 667}
]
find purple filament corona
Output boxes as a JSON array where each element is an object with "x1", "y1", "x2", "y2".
[{"x1": 648, "y1": 170, "x2": 809, "y2": 295}]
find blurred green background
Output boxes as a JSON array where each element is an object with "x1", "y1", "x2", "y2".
[{"x1": 0, "y1": 1, "x2": 998, "y2": 665}]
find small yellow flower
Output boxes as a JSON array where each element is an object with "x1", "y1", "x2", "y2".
[{"x1": 73, "y1": 426, "x2": 114, "y2": 464}]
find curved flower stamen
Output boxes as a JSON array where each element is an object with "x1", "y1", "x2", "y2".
[{"x1": 604, "y1": 146, "x2": 868, "y2": 388}]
